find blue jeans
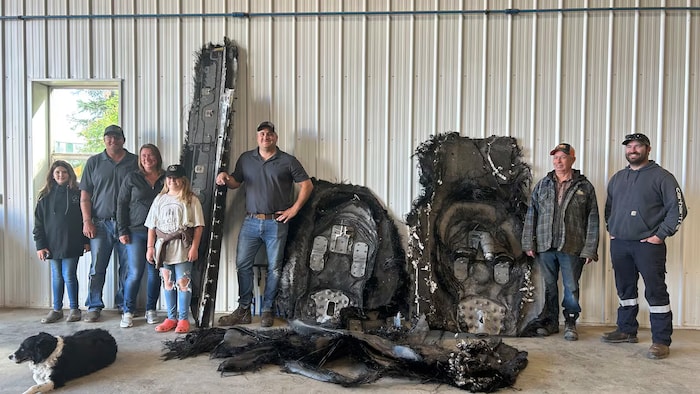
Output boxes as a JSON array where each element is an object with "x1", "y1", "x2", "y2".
[
  {"x1": 49, "y1": 257, "x2": 79, "y2": 310},
  {"x1": 85, "y1": 219, "x2": 128, "y2": 311},
  {"x1": 236, "y1": 217, "x2": 289, "y2": 311},
  {"x1": 161, "y1": 261, "x2": 193, "y2": 321},
  {"x1": 122, "y1": 230, "x2": 161, "y2": 313},
  {"x1": 537, "y1": 250, "x2": 584, "y2": 325}
]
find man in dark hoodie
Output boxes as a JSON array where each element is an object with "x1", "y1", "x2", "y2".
[
  {"x1": 601, "y1": 133, "x2": 687, "y2": 360},
  {"x1": 521, "y1": 143, "x2": 599, "y2": 341}
]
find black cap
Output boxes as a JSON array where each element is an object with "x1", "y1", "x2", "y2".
[
  {"x1": 550, "y1": 143, "x2": 572, "y2": 156},
  {"x1": 256, "y1": 121, "x2": 276, "y2": 133},
  {"x1": 622, "y1": 133, "x2": 651, "y2": 146},
  {"x1": 103, "y1": 125, "x2": 124, "y2": 138},
  {"x1": 165, "y1": 164, "x2": 186, "y2": 178}
]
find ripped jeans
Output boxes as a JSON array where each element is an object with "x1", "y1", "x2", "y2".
[{"x1": 160, "y1": 261, "x2": 192, "y2": 321}]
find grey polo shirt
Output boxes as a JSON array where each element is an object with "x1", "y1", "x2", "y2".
[
  {"x1": 231, "y1": 148, "x2": 310, "y2": 214},
  {"x1": 80, "y1": 150, "x2": 138, "y2": 220}
]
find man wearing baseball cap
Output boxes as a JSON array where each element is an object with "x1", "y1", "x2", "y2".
[
  {"x1": 216, "y1": 121, "x2": 313, "y2": 328},
  {"x1": 80, "y1": 124, "x2": 138, "y2": 322},
  {"x1": 602, "y1": 133, "x2": 687, "y2": 359},
  {"x1": 521, "y1": 142, "x2": 599, "y2": 341}
]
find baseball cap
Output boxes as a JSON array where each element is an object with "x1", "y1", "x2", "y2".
[
  {"x1": 103, "y1": 125, "x2": 124, "y2": 138},
  {"x1": 550, "y1": 143, "x2": 573, "y2": 156},
  {"x1": 165, "y1": 164, "x2": 186, "y2": 178},
  {"x1": 622, "y1": 133, "x2": 651, "y2": 146},
  {"x1": 256, "y1": 121, "x2": 276, "y2": 133}
]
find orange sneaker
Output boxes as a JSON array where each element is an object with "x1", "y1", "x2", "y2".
[
  {"x1": 155, "y1": 318, "x2": 177, "y2": 332},
  {"x1": 175, "y1": 319, "x2": 190, "y2": 333}
]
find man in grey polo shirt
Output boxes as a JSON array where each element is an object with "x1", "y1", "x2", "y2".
[
  {"x1": 80, "y1": 125, "x2": 138, "y2": 322},
  {"x1": 216, "y1": 120, "x2": 313, "y2": 327}
]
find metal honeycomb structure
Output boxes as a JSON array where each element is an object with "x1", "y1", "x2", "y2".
[{"x1": 180, "y1": 38, "x2": 238, "y2": 328}]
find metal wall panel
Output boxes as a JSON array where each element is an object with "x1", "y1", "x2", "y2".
[{"x1": 2, "y1": 0, "x2": 699, "y2": 328}]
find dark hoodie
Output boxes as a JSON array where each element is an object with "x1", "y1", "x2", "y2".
[
  {"x1": 33, "y1": 184, "x2": 88, "y2": 258},
  {"x1": 605, "y1": 160, "x2": 687, "y2": 241}
]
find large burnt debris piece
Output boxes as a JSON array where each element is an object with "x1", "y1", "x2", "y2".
[
  {"x1": 407, "y1": 133, "x2": 544, "y2": 336},
  {"x1": 180, "y1": 38, "x2": 238, "y2": 328},
  {"x1": 162, "y1": 319, "x2": 528, "y2": 393},
  {"x1": 278, "y1": 178, "x2": 410, "y2": 328}
]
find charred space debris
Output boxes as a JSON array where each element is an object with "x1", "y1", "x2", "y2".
[
  {"x1": 162, "y1": 133, "x2": 539, "y2": 391},
  {"x1": 173, "y1": 37, "x2": 533, "y2": 390},
  {"x1": 406, "y1": 133, "x2": 545, "y2": 336}
]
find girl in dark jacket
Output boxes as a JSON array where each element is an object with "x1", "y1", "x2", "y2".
[{"x1": 33, "y1": 160, "x2": 89, "y2": 323}]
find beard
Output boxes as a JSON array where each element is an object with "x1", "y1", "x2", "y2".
[{"x1": 626, "y1": 151, "x2": 649, "y2": 166}]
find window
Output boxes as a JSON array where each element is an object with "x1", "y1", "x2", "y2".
[{"x1": 31, "y1": 81, "x2": 121, "y2": 188}]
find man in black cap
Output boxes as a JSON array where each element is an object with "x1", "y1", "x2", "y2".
[
  {"x1": 80, "y1": 124, "x2": 138, "y2": 322},
  {"x1": 602, "y1": 133, "x2": 687, "y2": 359},
  {"x1": 215, "y1": 121, "x2": 313, "y2": 327},
  {"x1": 521, "y1": 143, "x2": 599, "y2": 341}
]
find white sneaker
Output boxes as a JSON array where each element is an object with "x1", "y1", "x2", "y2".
[
  {"x1": 120, "y1": 312, "x2": 134, "y2": 328},
  {"x1": 145, "y1": 310, "x2": 159, "y2": 324}
]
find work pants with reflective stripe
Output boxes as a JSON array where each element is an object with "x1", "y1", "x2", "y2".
[{"x1": 610, "y1": 239, "x2": 673, "y2": 346}]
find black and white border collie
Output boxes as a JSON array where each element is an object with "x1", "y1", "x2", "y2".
[{"x1": 9, "y1": 328, "x2": 118, "y2": 394}]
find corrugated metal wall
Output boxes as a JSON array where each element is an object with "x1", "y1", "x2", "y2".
[{"x1": 1, "y1": 0, "x2": 699, "y2": 328}]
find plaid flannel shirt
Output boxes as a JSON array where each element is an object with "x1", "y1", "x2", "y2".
[{"x1": 521, "y1": 170, "x2": 600, "y2": 260}]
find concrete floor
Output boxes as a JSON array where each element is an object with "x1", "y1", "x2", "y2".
[{"x1": 2, "y1": 308, "x2": 699, "y2": 394}]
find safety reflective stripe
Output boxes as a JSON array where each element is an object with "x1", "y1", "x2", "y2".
[
  {"x1": 649, "y1": 305, "x2": 672, "y2": 314},
  {"x1": 618, "y1": 298, "x2": 638, "y2": 306}
]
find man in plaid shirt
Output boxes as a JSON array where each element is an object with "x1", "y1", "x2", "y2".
[{"x1": 521, "y1": 143, "x2": 600, "y2": 341}]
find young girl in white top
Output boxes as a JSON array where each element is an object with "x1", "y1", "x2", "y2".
[{"x1": 145, "y1": 164, "x2": 204, "y2": 333}]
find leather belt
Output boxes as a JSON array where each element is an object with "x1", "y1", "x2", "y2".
[
  {"x1": 95, "y1": 217, "x2": 116, "y2": 222},
  {"x1": 247, "y1": 212, "x2": 281, "y2": 220}
]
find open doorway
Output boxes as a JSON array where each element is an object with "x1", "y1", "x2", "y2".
[{"x1": 30, "y1": 80, "x2": 122, "y2": 309}]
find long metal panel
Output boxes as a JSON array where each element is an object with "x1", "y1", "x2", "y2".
[
  {"x1": 68, "y1": 0, "x2": 91, "y2": 78},
  {"x1": 388, "y1": 12, "x2": 415, "y2": 219},
  {"x1": 680, "y1": 2, "x2": 700, "y2": 327},
  {"x1": 135, "y1": 1, "x2": 159, "y2": 146},
  {"x1": 4, "y1": 1, "x2": 32, "y2": 307},
  {"x1": 316, "y1": 1, "x2": 342, "y2": 183},
  {"x1": 460, "y1": 11, "x2": 486, "y2": 137},
  {"x1": 46, "y1": 2, "x2": 69, "y2": 80},
  {"x1": 435, "y1": 1, "x2": 464, "y2": 135},
  {"x1": 339, "y1": 2, "x2": 366, "y2": 186},
  {"x1": 510, "y1": 0, "x2": 536, "y2": 149},
  {"x1": 294, "y1": 0, "x2": 320, "y2": 179},
  {"x1": 0, "y1": 1, "x2": 5, "y2": 307},
  {"x1": 158, "y1": 1, "x2": 183, "y2": 164},
  {"x1": 91, "y1": 0, "x2": 113, "y2": 79},
  {"x1": 272, "y1": 1, "x2": 297, "y2": 156},
  {"x1": 365, "y1": 5, "x2": 390, "y2": 203}
]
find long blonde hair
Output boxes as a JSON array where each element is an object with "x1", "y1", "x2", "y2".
[
  {"x1": 38, "y1": 160, "x2": 79, "y2": 200},
  {"x1": 160, "y1": 176, "x2": 198, "y2": 204}
]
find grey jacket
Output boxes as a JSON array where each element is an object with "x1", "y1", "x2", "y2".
[
  {"x1": 521, "y1": 170, "x2": 600, "y2": 260},
  {"x1": 605, "y1": 161, "x2": 687, "y2": 241}
]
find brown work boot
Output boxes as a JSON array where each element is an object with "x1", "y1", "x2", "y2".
[
  {"x1": 647, "y1": 343, "x2": 670, "y2": 360},
  {"x1": 218, "y1": 305, "x2": 252, "y2": 326},
  {"x1": 261, "y1": 311, "x2": 274, "y2": 327}
]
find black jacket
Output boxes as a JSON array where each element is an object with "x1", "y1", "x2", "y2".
[
  {"x1": 117, "y1": 170, "x2": 165, "y2": 236},
  {"x1": 33, "y1": 184, "x2": 88, "y2": 258}
]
